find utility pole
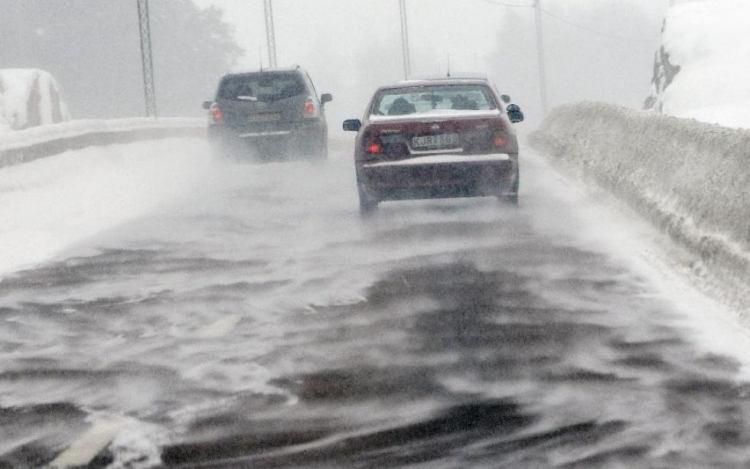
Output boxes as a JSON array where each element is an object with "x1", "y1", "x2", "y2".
[
  {"x1": 399, "y1": 0, "x2": 412, "y2": 79},
  {"x1": 534, "y1": 0, "x2": 549, "y2": 117},
  {"x1": 137, "y1": 0, "x2": 157, "y2": 118},
  {"x1": 264, "y1": 0, "x2": 277, "y2": 68}
]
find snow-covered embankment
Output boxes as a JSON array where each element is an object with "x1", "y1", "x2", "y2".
[
  {"x1": 529, "y1": 102, "x2": 750, "y2": 289},
  {"x1": 0, "y1": 118, "x2": 205, "y2": 168}
]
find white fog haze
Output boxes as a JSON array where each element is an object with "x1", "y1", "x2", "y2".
[
  {"x1": 192, "y1": 0, "x2": 669, "y2": 128},
  {"x1": 0, "y1": 0, "x2": 241, "y2": 119},
  {"x1": 5, "y1": 1, "x2": 750, "y2": 468}
]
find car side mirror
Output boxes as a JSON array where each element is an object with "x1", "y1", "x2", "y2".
[
  {"x1": 501, "y1": 95, "x2": 511, "y2": 104},
  {"x1": 321, "y1": 93, "x2": 333, "y2": 105},
  {"x1": 506, "y1": 104, "x2": 524, "y2": 123},
  {"x1": 343, "y1": 119, "x2": 362, "y2": 132},
  {"x1": 202, "y1": 101, "x2": 212, "y2": 110}
]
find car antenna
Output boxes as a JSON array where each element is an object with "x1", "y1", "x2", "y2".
[
  {"x1": 447, "y1": 55, "x2": 451, "y2": 78},
  {"x1": 259, "y1": 46, "x2": 263, "y2": 71}
]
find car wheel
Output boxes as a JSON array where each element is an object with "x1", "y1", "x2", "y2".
[
  {"x1": 209, "y1": 138, "x2": 233, "y2": 161},
  {"x1": 499, "y1": 166, "x2": 519, "y2": 206},
  {"x1": 358, "y1": 183, "x2": 378, "y2": 215},
  {"x1": 313, "y1": 132, "x2": 328, "y2": 160},
  {"x1": 209, "y1": 143, "x2": 224, "y2": 160},
  {"x1": 503, "y1": 192, "x2": 518, "y2": 206}
]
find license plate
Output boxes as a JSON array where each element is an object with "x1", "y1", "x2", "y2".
[
  {"x1": 247, "y1": 113, "x2": 281, "y2": 123},
  {"x1": 412, "y1": 133, "x2": 460, "y2": 149}
]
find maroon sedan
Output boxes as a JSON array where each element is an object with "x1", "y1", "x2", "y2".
[{"x1": 343, "y1": 77, "x2": 524, "y2": 213}]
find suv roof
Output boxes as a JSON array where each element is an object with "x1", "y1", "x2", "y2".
[{"x1": 223, "y1": 65, "x2": 306, "y2": 76}]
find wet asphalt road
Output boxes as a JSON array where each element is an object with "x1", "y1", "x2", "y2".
[{"x1": 2, "y1": 145, "x2": 750, "y2": 469}]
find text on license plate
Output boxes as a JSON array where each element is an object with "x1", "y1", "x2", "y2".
[
  {"x1": 247, "y1": 113, "x2": 281, "y2": 122},
  {"x1": 412, "y1": 133, "x2": 460, "y2": 149}
]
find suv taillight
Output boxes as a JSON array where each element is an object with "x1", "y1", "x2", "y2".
[
  {"x1": 303, "y1": 97, "x2": 317, "y2": 118},
  {"x1": 210, "y1": 103, "x2": 223, "y2": 123}
]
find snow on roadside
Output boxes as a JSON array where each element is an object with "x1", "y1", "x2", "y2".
[
  {"x1": 0, "y1": 117, "x2": 205, "y2": 153},
  {"x1": 523, "y1": 145, "x2": 750, "y2": 380},
  {"x1": 0, "y1": 138, "x2": 211, "y2": 279},
  {"x1": 653, "y1": 0, "x2": 750, "y2": 129},
  {"x1": 530, "y1": 102, "x2": 750, "y2": 324}
]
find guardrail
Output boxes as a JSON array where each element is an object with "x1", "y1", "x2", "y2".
[
  {"x1": 0, "y1": 118, "x2": 206, "y2": 168},
  {"x1": 529, "y1": 102, "x2": 750, "y2": 287}
]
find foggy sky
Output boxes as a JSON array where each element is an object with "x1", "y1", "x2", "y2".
[{"x1": 193, "y1": 0, "x2": 671, "y2": 128}]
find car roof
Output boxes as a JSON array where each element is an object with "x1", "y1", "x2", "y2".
[
  {"x1": 377, "y1": 77, "x2": 493, "y2": 92},
  {"x1": 405, "y1": 72, "x2": 491, "y2": 82}
]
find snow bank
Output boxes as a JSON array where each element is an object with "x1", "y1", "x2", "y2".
[
  {"x1": 646, "y1": 0, "x2": 750, "y2": 129},
  {"x1": 529, "y1": 102, "x2": 750, "y2": 286},
  {"x1": 0, "y1": 118, "x2": 205, "y2": 168},
  {"x1": 0, "y1": 69, "x2": 70, "y2": 131}
]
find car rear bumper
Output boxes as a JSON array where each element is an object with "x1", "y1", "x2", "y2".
[{"x1": 358, "y1": 153, "x2": 517, "y2": 201}]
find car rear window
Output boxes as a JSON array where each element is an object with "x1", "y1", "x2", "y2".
[
  {"x1": 372, "y1": 84, "x2": 497, "y2": 116},
  {"x1": 218, "y1": 73, "x2": 306, "y2": 102}
]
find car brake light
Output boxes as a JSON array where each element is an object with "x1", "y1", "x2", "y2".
[
  {"x1": 493, "y1": 131, "x2": 508, "y2": 147},
  {"x1": 210, "y1": 103, "x2": 222, "y2": 123},
  {"x1": 365, "y1": 138, "x2": 382, "y2": 154},
  {"x1": 304, "y1": 97, "x2": 317, "y2": 117}
]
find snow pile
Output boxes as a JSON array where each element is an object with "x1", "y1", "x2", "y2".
[
  {"x1": 0, "y1": 69, "x2": 71, "y2": 131},
  {"x1": 645, "y1": 0, "x2": 750, "y2": 129},
  {"x1": 530, "y1": 102, "x2": 750, "y2": 286}
]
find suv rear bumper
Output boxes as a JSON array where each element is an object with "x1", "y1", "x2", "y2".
[
  {"x1": 208, "y1": 119, "x2": 325, "y2": 140},
  {"x1": 208, "y1": 120, "x2": 326, "y2": 159}
]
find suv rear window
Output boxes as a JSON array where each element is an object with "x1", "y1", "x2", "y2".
[{"x1": 218, "y1": 73, "x2": 306, "y2": 102}]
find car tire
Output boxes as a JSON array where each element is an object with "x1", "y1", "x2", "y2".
[
  {"x1": 499, "y1": 166, "x2": 519, "y2": 206},
  {"x1": 312, "y1": 132, "x2": 328, "y2": 160},
  {"x1": 209, "y1": 137, "x2": 232, "y2": 161},
  {"x1": 503, "y1": 192, "x2": 519, "y2": 206},
  {"x1": 358, "y1": 183, "x2": 378, "y2": 215}
]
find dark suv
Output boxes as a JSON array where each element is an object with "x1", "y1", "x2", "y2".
[{"x1": 203, "y1": 66, "x2": 332, "y2": 160}]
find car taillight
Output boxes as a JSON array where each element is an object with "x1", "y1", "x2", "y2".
[
  {"x1": 304, "y1": 97, "x2": 317, "y2": 117},
  {"x1": 364, "y1": 137, "x2": 382, "y2": 154},
  {"x1": 210, "y1": 103, "x2": 223, "y2": 123},
  {"x1": 493, "y1": 130, "x2": 509, "y2": 147}
]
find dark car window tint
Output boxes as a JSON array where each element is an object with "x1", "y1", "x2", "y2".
[
  {"x1": 372, "y1": 85, "x2": 497, "y2": 116},
  {"x1": 218, "y1": 74, "x2": 306, "y2": 102}
]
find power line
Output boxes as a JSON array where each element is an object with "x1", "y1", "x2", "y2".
[
  {"x1": 541, "y1": 8, "x2": 656, "y2": 44},
  {"x1": 476, "y1": 0, "x2": 657, "y2": 44}
]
